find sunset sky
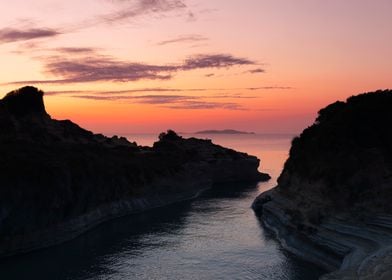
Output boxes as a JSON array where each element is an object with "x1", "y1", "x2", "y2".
[{"x1": 0, "y1": 0, "x2": 391, "y2": 134}]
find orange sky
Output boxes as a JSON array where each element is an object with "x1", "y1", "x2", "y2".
[{"x1": 0, "y1": 0, "x2": 391, "y2": 134}]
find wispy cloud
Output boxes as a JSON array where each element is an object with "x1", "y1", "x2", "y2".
[
  {"x1": 209, "y1": 93, "x2": 257, "y2": 99},
  {"x1": 70, "y1": 94, "x2": 243, "y2": 110},
  {"x1": 182, "y1": 54, "x2": 255, "y2": 70},
  {"x1": 11, "y1": 44, "x2": 98, "y2": 56},
  {"x1": 40, "y1": 86, "x2": 292, "y2": 110},
  {"x1": 43, "y1": 57, "x2": 174, "y2": 83},
  {"x1": 61, "y1": 0, "x2": 189, "y2": 32},
  {"x1": 3, "y1": 1, "x2": 190, "y2": 45},
  {"x1": 54, "y1": 47, "x2": 97, "y2": 54},
  {"x1": 99, "y1": 0, "x2": 187, "y2": 24},
  {"x1": 68, "y1": 94, "x2": 196, "y2": 102},
  {"x1": 157, "y1": 34, "x2": 208, "y2": 46},
  {"x1": 247, "y1": 68, "x2": 265, "y2": 74},
  {"x1": 164, "y1": 101, "x2": 243, "y2": 110},
  {"x1": 129, "y1": 95, "x2": 198, "y2": 104},
  {"x1": 17, "y1": 86, "x2": 292, "y2": 96},
  {"x1": 247, "y1": 86, "x2": 293, "y2": 90},
  {"x1": 186, "y1": 11, "x2": 196, "y2": 21},
  {"x1": 44, "y1": 90, "x2": 85, "y2": 96},
  {"x1": 9, "y1": 52, "x2": 256, "y2": 84},
  {"x1": 68, "y1": 94, "x2": 246, "y2": 102},
  {"x1": 0, "y1": 27, "x2": 60, "y2": 43},
  {"x1": 43, "y1": 88, "x2": 236, "y2": 96},
  {"x1": 96, "y1": 88, "x2": 207, "y2": 94}
]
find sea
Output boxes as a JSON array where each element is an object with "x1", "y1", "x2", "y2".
[{"x1": 0, "y1": 133, "x2": 326, "y2": 280}]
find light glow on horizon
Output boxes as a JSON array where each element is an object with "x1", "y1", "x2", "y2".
[{"x1": 1, "y1": 0, "x2": 391, "y2": 134}]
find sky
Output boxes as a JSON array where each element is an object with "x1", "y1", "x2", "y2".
[{"x1": 0, "y1": 0, "x2": 391, "y2": 134}]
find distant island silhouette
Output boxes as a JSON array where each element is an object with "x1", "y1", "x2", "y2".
[
  {"x1": 0, "y1": 86, "x2": 270, "y2": 258},
  {"x1": 253, "y1": 89, "x2": 392, "y2": 279},
  {"x1": 195, "y1": 129, "x2": 255, "y2": 135}
]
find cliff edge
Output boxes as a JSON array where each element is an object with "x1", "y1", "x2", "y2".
[
  {"x1": 0, "y1": 86, "x2": 270, "y2": 258},
  {"x1": 253, "y1": 90, "x2": 392, "y2": 279}
]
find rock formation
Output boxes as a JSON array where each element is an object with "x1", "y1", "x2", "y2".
[
  {"x1": 253, "y1": 90, "x2": 392, "y2": 279},
  {"x1": 0, "y1": 86, "x2": 270, "y2": 258}
]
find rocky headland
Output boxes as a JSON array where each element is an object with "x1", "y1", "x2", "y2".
[
  {"x1": 0, "y1": 86, "x2": 270, "y2": 258},
  {"x1": 253, "y1": 90, "x2": 392, "y2": 279}
]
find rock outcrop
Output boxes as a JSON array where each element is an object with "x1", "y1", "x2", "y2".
[
  {"x1": 0, "y1": 86, "x2": 270, "y2": 258},
  {"x1": 253, "y1": 90, "x2": 392, "y2": 279}
]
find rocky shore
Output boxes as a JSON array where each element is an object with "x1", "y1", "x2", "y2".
[
  {"x1": 0, "y1": 190, "x2": 204, "y2": 258},
  {"x1": 253, "y1": 90, "x2": 392, "y2": 279},
  {"x1": 253, "y1": 190, "x2": 392, "y2": 279},
  {"x1": 0, "y1": 86, "x2": 270, "y2": 258}
]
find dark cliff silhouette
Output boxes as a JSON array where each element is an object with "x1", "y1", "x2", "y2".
[
  {"x1": 278, "y1": 90, "x2": 392, "y2": 214},
  {"x1": 253, "y1": 89, "x2": 392, "y2": 279},
  {"x1": 1, "y1": 86, "x2": 47, "y2": 117},
  {"x1": 0, "y1": 86, "x2": 270, "y2": 258}
]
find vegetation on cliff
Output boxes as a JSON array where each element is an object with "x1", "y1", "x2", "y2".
[
  {"x1": 253, "y1": 90, "x2": 392, "y2": 278},
  {"x1": 276, "y1": 90, "x2": 392, "y2": 222}
]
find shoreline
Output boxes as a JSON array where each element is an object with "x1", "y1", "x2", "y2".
[
  {"x1": 0, "y1": 188, "x2": 208, "y2": 259},
  {"x1": 253, "y1": 190, "x2": 392, "y2": 279}
]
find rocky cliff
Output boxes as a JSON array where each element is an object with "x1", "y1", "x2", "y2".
[
  {"x1": 0, "y1": 86, "x2": 270, "y2": 258},
  {"x1": 253, "y1": 90, "x2": 392, "y2": 279}
]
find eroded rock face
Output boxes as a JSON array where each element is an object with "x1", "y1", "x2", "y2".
[
  {"x1": 252, "y1": 90, "x2": 392, "y2": 279},
  {"x1": 0, "y1": 86, "x2": 270, "y2": 257}
]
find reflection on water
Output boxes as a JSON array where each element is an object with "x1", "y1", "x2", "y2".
[{"x1": 0, "y1": 134, "x2": 325, "y2": 280}]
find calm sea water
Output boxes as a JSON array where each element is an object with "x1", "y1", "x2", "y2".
[{"x1": 0, "y1": 133, "x2": 326, "y2": 280}]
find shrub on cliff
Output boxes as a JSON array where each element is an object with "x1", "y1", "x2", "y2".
[{"x1": 278, "y1": 89, "x2": 392, "y2": 213}]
